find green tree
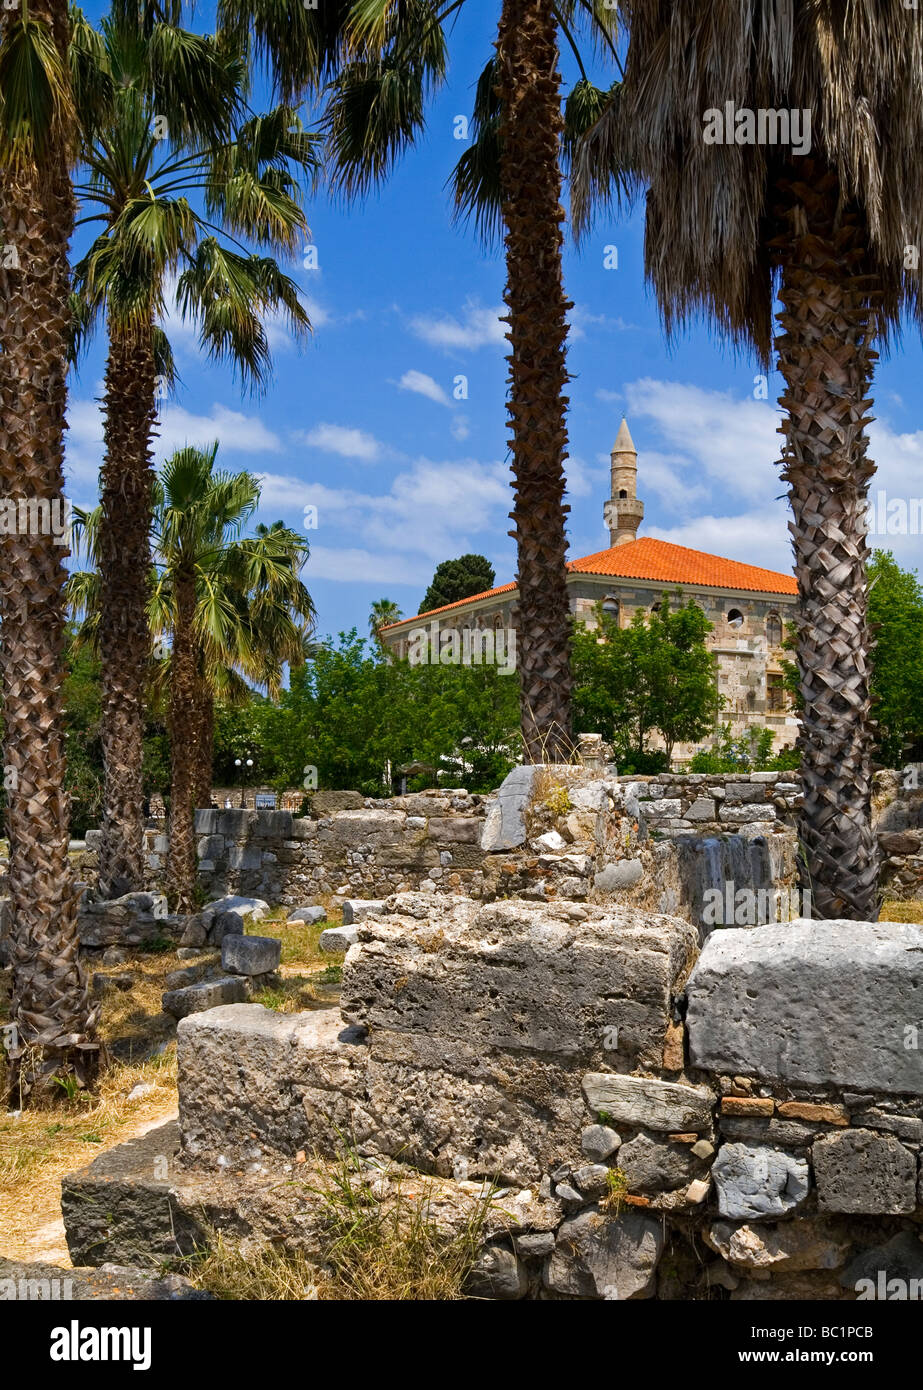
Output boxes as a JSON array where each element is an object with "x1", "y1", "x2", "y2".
[
  {"x1": 70, "y1": 1, "x2": 314, "y2": 896},
  {"x1": 572, "y1": 595, "x2": 720, "y2": 767},
  {"x1": 261, "y1": 630, "x2": 520, "y2": 796},
  {"x1": 574, "y1": 2, "x2": 923, "y2": 918},
  {"x1": 868, "y1": 551, "x2": 923, "y2": 767},
  {"x1": 420, "y1": 556, "x2": 496, "y2": 614},
  {"x1": 0, "y1": 0, "x2": 100, "y2": 1100}
]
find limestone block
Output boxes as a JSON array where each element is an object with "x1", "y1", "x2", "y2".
[
  {"x1": 319, "y1": 926, "x2": 359, "y2": 953},
  {"x1": 617, "y1": 1131, "x2": 702, "y2": 1193},
  {"x1": 711, "y1": 1143, "x2": 809, "y2": 1220},
  {"x1": 288, "y1": 905, "x2": 326, "y2": 924},
  {"x1": 544, "y1": 1207, "x2": 664, "y2": 1299},
  {"x1": 687, "y1": 919, "x2": 923, "y2": 1094},
  {"x1": 479, "y1": 765, "x2": 543, "y2": 851},
  {"x1": 580, "y1": 1074, "x2": 715, "y2": 1134},
  {"x1": 813, "y1": 1129, "x2": 916, "y2": 1215},
  {"x1": 162, "y1": 976, "x2": 249, "y2": 1020},
  {"x1": 341, "y1": 899, "x2": 387, "y2": 925},
  {"x1": 177, "y1": 1005, "x2": 369, "y2": 1157},
  {"x1": 221, "y1": 934, "x2": 281, "y2": 976},
  {"x1": 707, "y1": 1219, "x2": 850, "y2": 1273},
  {"x1": 594, "y1": 859, "x2": 643, "y2": 893}
]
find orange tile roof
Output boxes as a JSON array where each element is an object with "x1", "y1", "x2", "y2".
[{"x1": 383, "y1": 536, "x2": 795, "y2": 629}]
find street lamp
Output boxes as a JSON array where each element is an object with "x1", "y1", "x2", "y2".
[{"x1": 234, "y1": 755, "x2": 254, "y2": 808}]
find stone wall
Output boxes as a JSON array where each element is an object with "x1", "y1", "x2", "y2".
[
  {"x1": 163, "y1": 896, "x2": 923, "y2": 1300},
  {"x1": 165, "y1": 788, "x2": 489, "y2": 907}
]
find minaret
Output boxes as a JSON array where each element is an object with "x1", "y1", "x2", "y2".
[{"x1": 603, "y1": 417, "x2": 644, "y2": 547}]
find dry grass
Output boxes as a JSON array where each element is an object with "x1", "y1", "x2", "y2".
[
  {"x1": 881, "y1": 899, "x2": 923, "y2": 924},
  {"x1": 186, "y1": 1149, "x2": 497, "y2": 1301},
  {"x1": 0, "y1": 949, "x2": 183, "y2": 1259}
]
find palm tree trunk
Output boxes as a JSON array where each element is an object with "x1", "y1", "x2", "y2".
[
  {"x1": 191, "y1": 681, "x2": 214, "y2": 810},
  {"x1": 166, "y1": 571, "x2": 200, "y2": 910},
  {"x1": 496, "y1": 0, "x2": 573, "y2": 763},
  {"x1": 96, "y1": 320, "x2": 156, "y2": 898},
  {"x1": 0, "y1": 0, "x2": 99, "y2": 1101},
  {"x1": 773, "y1": 162, "x2": 879, "y2": 920}
]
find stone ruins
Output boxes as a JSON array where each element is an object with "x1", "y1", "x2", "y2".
[{"x1": 53, "y1": 759, "x2": 923, "y2": 1299}]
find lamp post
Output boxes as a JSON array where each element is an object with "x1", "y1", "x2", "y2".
[{"x1": 234, "y1": 754, "x2": 254, "y2": 808}]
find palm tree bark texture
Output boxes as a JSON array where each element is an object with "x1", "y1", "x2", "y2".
[
  {"x1": 772, "y1": 162, "x2": 879, "y2": 920},
  {"x1": 167, "y1": 569, "x2": 201, "y2": 910},
  {"x1": 0, "y1": 0, "x2": 99, "y2": 1098},
  {"x1": 496, "y1": 0, "x2": 574, "y2": 763},
  {"x1": 96, "y1": 319, "x2": 157, "y2": 897}
]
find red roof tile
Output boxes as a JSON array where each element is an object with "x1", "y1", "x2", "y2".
[{"x1": 383, "y1": 537, "x2": 795, "y2": 629}]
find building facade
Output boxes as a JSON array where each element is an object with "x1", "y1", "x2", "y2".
[{"x1": 381, "y1": 420, "x2": 799, "y2": 762}]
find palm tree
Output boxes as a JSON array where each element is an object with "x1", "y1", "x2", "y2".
[
  {"x1": 69, "y1": 2, "x2": 315, "y2": 897},
  {"x1": 369, "y1": 597, "x2": 403, "y2": 649},
  {"x1": 150, "y1": 447, "x2": 313, "y2": 908},
  {"x1": 572, "y1": 2, "x2": 923, "y2": 919},
  {"x1": 0, "y1": 0, "x2": 100, "y2": 1101},
  {"x1": 70, "y1": 463, "x2": 315, "y2": 909},
  {"x1": 226, "y1": 0, "x2": 617, "y2": 763}
]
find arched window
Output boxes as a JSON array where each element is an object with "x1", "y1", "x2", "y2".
[
  {"x1": 766, "y1": 612, "x2": 783, "y2": 646},
  {"x1": 494, "y1": 614, "x2": 504, "y2": 631},
  {"x1": 618, "y1": 488, "x2": 627, "y2": 498},
  {"x1": 727, "y1": 608, "x2": 744, "y2": 629},
  {"x1": 650, "y1": 601, "x2": 661, "y2": 614},
  {"x1": 601, "y1": 594, "x2": 620, "y2": 623}
]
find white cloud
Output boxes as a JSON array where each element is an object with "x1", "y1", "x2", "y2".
[
  {"x1": 398, "y1": 370, "x2": 450, "y2": 406},
  {"x1": 255, "y1": 456, "x2": 511, "y2": 566},
  {"x1": 450, "y1": 415, "x2": 470, "y2": 442},
  {"x1": 649, "y1": 509, "x2": 793, "y2": 574},
  {"x1": 157, "y1": 403, "x2": 282, "y2": 458},
  {"x1": 299, "y1": 546, "x2": 430, "y2": 586},
  {"x1": 299, "y1": 422, "x2": 381, "y2": 462},
  {"x1": 64, "y1": 397, "x2": 283, "y2": 497},
  {"x1": 624, "y1": 378, "x2": 781, "y2": 506},
  {"x1": 409, "y1": 300, "x2": 506, "y2": 352}
]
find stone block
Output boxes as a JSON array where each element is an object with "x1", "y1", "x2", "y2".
[
  {"x1": 580, "y1": 1125, "x2": 621, "y2": 1162},
  {"x1": 479, "y1": 764, "x2": 543, "y2": 851},
  {"x1": 813, "y1": 1129, "x2": 916, "y2": 1215},
  {"x1": 341, "y1": 899, "x2": 387, "y2": 925},
  {"x1": 581, "y1": 1074, "x2": 715, "y2": 1134},
  {"x1": 711, "y1": 1143, "x2": 810, "y2": 1221},
  {"x1": 306, "y1": 790, "x2": 364, "y2": 817},
  {"x1": 339, "y1": 894, "x2": 697, "y2": 1185},
  {"x1": 686, "y1": 919, "x2": 923, "y2": 1094},
  {"x1": 177, "y1": 1005, "x2": 370, "y2": 1158},
  {"x1": 194, "y1": 809, "x2": 220, "y2": 835},
  {"x1": 221, "y1": 934, "x2": 282, "y2": 976},
  {"x1": 718, "y1": 804, "x2": 776, "y2": 823},
  {"x1": 544, "y1": 1206, "x2": 664, "y2": 1299},
  {"x1": 162, "y1": 976, "x2": 249, "y2": 1019},
  {"x1": 427, "y1": 817, "x2": 480, "y2": 844},
  {"x1": 617, "y1": 1132, "x2": 701, "y2": 1193},
  {"x1": 593, "y1": 859, "x2": 643, "y2": 893},
  {"x1": 288, "y1": 905, "x2": 327, "y2": 924},
  {"x1": 707, "y1": 1219, "x2": 851, "y2": 1273},
  {"x1": 319, "y1": 926, "x2": 359, "y2": 953},
  {"x1": 203, "y1": 895, "x2": 269, "y2": 922}
]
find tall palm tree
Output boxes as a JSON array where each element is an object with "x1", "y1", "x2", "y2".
[
  {"x1": 69, "y1": 2, "x2": 315, "y2": 897},
  {"x1": 150, "y1": 447, "x2": 313, "y2": 908},
  {"x1": 572, "y1": 2, "x2": 923, "y2": 919},
  {"x1": 0, "y1": 0, "x2": 99, "y2": 1101},
  {"x1": 70, "y1": 466, "x2": 315, "y2": 909},
  {"x1": 227, "y1": 0, "x2": 616, "y2": 762},
  {"x1": 369, "y1": 597, "x2": 403, "y2": 649}
]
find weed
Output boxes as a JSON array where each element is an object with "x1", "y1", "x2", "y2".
[{"x1": 601, "y1": 1166, "x2": 629, "y2": 1217}]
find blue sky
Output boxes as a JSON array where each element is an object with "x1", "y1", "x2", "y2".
[{"x1": 66, "y1": 3, "x2": 923, "y2": 642}]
